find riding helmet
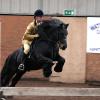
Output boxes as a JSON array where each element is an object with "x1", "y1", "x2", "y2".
[{"x1": 34, "y1": 9, "x2": 44, "y2": 17}]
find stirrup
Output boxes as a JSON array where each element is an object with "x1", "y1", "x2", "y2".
[{"x1": 18, "y1": 64, "x2": 25, "y2": 71}]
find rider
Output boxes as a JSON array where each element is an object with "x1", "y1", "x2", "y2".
[{"x1": 18, "y1": 9, "x2": 44, "y2": 70}]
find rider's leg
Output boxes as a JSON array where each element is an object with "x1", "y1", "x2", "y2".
[{"x1": 18, "y1": 43, "x2": 30, "y2": 71}]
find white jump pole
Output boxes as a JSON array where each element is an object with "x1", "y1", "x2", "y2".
[{"x1": 0, "y1": 87, "x2": 100, "y2": 96}]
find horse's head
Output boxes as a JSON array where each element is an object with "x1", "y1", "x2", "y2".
[
  {"x1": 57, "y1": 23, "x2": 69, "y2": 50},
  {"x1": 37, "y1": 18, "x2": 69, "y2": 50}
]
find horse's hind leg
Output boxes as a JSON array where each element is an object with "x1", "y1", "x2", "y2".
[
  {"x1": 9, "y1": 71, "x2": 25, "y2": 87},
  {"x1": 1, "y1": 70, "x2": 15, "y2": 87}
]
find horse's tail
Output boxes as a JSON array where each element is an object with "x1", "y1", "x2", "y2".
[
  {"x1": 0, "y1": 52, "x2": 17, "y2": 86},
  {"x1": 0, "y1": 55, "x2": 11, "y2": 86},
  {"x1": 1, "y1": 55, "x2": 10, "y2": 76}
]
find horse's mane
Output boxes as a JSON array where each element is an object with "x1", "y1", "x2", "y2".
[
  {"x1": 42, "y1": 18, "x2": 64, "y2": 27},
  {"x1": 50, "y1": 18, "x2": 63, "y2": 25}
]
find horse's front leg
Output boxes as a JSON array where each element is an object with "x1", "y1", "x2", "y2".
[
  {"x1": 42, "y1": 63, "x2": 54, "y2": 77},
  {"x1": 54, "y1": 55, "x2": 65, "y2": 72},
  {"x1": 36, "y1": 55, "x2": 54, "y2": 77}
]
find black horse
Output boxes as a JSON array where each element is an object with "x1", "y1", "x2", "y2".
[{"x1": 0, "y1": 18, "x2": 69, "y2": 87}]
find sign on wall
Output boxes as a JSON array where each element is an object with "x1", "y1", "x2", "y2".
[
  {"x1": 64, "y1": 9, "x2": 75, "y2": 16},
  {"x1": 87, "y1": 17, "x2": 100, "y2": 53}
]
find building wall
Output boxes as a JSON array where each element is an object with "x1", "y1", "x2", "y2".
[
  {"x1": 86, "y1": 53, "x2": 100, "y2": 81},
  {"x1": 0, "y1": 0, "x2": 100, "y2": 15},
  {"x1": 0, "y1": 15, "x2": 43, "y2": 78},
  {"x1": 1, "y1": 15, "x2": 100, "y2": 83},
  {"x1": 50, "y1": 17, "x2": 86, "y2": 83}
]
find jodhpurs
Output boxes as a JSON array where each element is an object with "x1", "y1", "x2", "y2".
[{"x1": 23, "y1": 43, "x2": 30, "y2": 54}]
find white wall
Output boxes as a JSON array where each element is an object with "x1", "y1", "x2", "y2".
[{"x1": 0, "y1": 0, "x2": 100, "y2": 15}]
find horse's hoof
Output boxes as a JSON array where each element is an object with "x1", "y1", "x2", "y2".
[
  {"x1": 54, "y1": 67, "x2": 62, "y2": 72},
  {"x1": 0, "y1": 91, "x2": 6, "y2": 100},
  {"x1": 0, "y1": 97, "x2": 6, "y2": 100},
  {"x1": 0, "y1": 96, "x2": 13, "y2": 100},
  {"x1": 43, "y1": 71, "x2": 52, "y2": 77}
]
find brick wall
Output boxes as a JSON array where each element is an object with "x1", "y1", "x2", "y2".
[
  {"x1": 0, "y1": 15, "x2": 100, "y2": 82},
  {"x1": 0, "y1": 15, "x2": 43, "y2": 78},
  {"x1": 86, "y1": 53, "x2": 100, "y2": 81}
]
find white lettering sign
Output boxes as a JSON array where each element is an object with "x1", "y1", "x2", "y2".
[{"x1": 87, "y1": 17, "x2": 100, "y2": 53}]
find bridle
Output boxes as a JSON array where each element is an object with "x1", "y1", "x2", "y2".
[{"x1": 42, "y1": 26, "x2": 61, "y2": 45}]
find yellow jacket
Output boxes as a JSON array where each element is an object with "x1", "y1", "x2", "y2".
[{"x1": 22, "y1": 20, "x2": 39, "y2": 45}]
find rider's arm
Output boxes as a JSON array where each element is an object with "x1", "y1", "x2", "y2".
[
  {"x1": 22, "y1": 22, "x2": 39, "y2": 41},
  {"x1": 23, "y1": 34, "x2": 39, "y2": 40}
]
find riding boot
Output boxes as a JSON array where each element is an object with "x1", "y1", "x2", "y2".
[{"x1": 18, "y1": 53, "x2": 27, "y2": 71}]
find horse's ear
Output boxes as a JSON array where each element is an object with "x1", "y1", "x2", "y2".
[
  {"x1": 59, "y1": 23, "x2": 69, "y2": 29},
  {"x1": 65, "y1": 24, "x2": 69, "y2": 29}
]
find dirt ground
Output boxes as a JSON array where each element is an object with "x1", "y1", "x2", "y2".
[
  {"x1": 16, "y1": 78, "x2": 100, "y2": 88},
  {"x1": 6, "y1": 96, "x2": 100, "y2": 100}
]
